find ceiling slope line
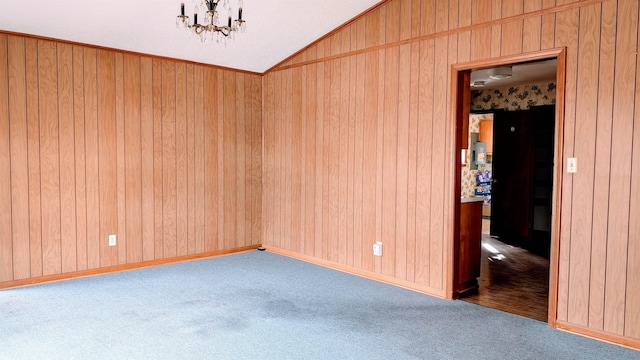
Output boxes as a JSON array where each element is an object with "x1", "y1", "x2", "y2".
[{"x1": 268, "y1": 0, "x2": 607, "y2": 74}]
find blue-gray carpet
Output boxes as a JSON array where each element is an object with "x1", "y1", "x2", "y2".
[{"x1": 1, "y1": 250, "x2": 638, "y2": 359}]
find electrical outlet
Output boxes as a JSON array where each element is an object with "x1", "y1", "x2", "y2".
[
  {"x1": 567, "y1": 157, "x2": 578, "y2": 173},
  {"x1": 108, "y1": 234, "x2": 116, "y2": 247},
  {"x1": 373, "y1": 242, "x2": 383, "y2": 257}
]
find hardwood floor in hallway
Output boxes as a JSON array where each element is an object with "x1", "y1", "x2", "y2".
[{"x1": 460, "y1": 233, "x2": 550, "y2": 322}]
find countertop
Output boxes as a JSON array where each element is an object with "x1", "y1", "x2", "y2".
[{"x1": 460, "y1": 196, "x2": 487, "y2": 203}]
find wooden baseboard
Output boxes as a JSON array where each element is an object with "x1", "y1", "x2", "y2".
[
  {"x1": 264, "y1": 245, "x2": 447, "y2": 299},
  {"x1": 555, "y1": 320, "x2": 640, "y2": 351},
  {"x1": 0, "y1": 245, "x2": 259, "y2": 290}
]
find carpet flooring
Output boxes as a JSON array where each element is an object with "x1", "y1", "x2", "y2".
[{"x1": 1, "y1": 250, "x2": 638, "y2": 359}]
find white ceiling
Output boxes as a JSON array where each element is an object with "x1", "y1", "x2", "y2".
[
  {"x1": 470, "y1": 59, "x2": 557, "y2": 89},
  {"x1": 0, "y1": 0, "x2": 383, "y2": 73}
]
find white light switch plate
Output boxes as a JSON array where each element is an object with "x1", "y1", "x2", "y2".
[
  {"x1": 567, "y1": 158, "x2": 578, "y2": 173},
  {"x1": 108, "y1": 234, "x2": 116, "y2": 247}
]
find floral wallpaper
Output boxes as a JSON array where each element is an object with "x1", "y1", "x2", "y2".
[
  {"x1": 462, "y1": 82, "x2": 556, "y2": 199},
  {"x1": 471, "y1": 82, "x2": 556, "y2": 111}
]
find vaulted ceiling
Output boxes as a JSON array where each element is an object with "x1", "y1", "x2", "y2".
[{"x1": 0, "y1": 0, "x2": 383, "y2": 73}]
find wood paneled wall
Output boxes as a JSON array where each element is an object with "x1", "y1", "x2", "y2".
[
  {"x1": 262, "y1": 0, "x2": 640, "y2": 347},
  {"x1": 0, "y1": 34, "x2": 262, "y2": 286}
]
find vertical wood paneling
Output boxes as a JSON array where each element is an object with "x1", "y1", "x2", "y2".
[
  {"x1": 152, "y1": 59, "x2": 163, "y2": 258},
  {"x1": 347, "y1": 26, "x2": 357, "y2": 268},
  {"x1": 83, "y1": 48, "x2": 100, "y2": 270},
  {"x1": 161, "y1": 60, "x2": 177, "y2": 259},
  {"x1": 396, "y1": 42, "x2": 411, "y2": 280},
  {"x1": 140, "y1": 57, "x2": 155, "y2": 261},
  {"x1": 251, "y1": 75, "x2": 262, "y2": 246},
  {"x1": 541, "y1": 0, "x2": 556, "y2": 49},
  {"x1": 115, "y1": 53, "x2": 126, "y2": 265},
  {"x1": 362, "y1": 44, "x2": 378, "y2": 274},
  {"x1": 263, "y1": 72, "x2": 274, "y2": 248},
  {"x1": 291, "y1": 67, "x2": 302, "y2": 254},
  {"x1": 604, "y1": 0, "x2": 636, "y2": 336},
  {"x1": 203, "y1": 67, "x2": 217, "y2": 252},
  {"x1": 339, "y1": 31, "x2": 350, "y2": 266},
  {"x1": 415, "y1": 39, "x2": 434, "y2": 285},
  {"x1": 57, "y1": 42, "x2": 77, "y2": 273},
  {"x1": 73, "y1": 46, "x2": 87, "y2": 271},
  {"x1": 223, "y1": 70, "x2": 237, "y2": 250},
  {"x1": 555, "y1": 5, "x2": 580, "y2": 323},
  {"x1": 97, "y1": 49, "x2": 117, "y2": 268},
  {"x1": 25, "y1": 38, "x2": 43, "y2": 277},
  {"x1": 6, "y1": 0, "x2": 640, "y2": 349},
  {"x1": 471, "y1": 0, "x2": 492, "y2": 60},
  {"x1": 175, "y1": 62, "x2": 187, "y2": 256},
  {"x1": 186, "y1": 64, "x2": 196, "y2": 254},
  {"x1": 567, "y1": 3, "x2": 600, "y2": 327},
  {"x1": 2, "y1": 32, "x2": 261, "y2": 289},
  {"x1": 315, "y1": 43, "x2": 325, "y2": 259},
  {"x1": 382, "y1": 43, "x2": 399, "y2": 277},
  {"x1": 500, "y1": 0, "x2": 524, "y2": 55},
  {"x1": 589, "y1": 0, "x2": 616, "y2": 331},
  {"x1": 236, "y1": 72, "x2": 247, "y2": 248},
  {"x1": 0, "y1": 35, "x2": 12, "y2": 282},
  {"x1": 185, "y1": 64, "x2": 195, "y2": 254},
  {"x1": 522, "y1": 0, "x2": 542, "y2": 52},
  {"x1": 124, "y1": 54, "x2": 142, "y2": 263},
  {"x1": 262, "y1": 4, "x2": 640, "y2": 347},
  {"x1": 38, "y1": 40, "x2": 61, "y2": 276},
  {"x1": 353, "y1": 23, "x2": 365, "y2": 269},
  {"x1": 406, "y1": 40, "x2": 420, "y2": 282},
  {"x1": 194, "y1": 65, "x2": 205, "y2": 254},
  {"x1": 626, "y1": 5, "x2": 640, "y2": 337},
  {"x1": 8, "y1": 35, "x2": 30, "y2": 280},
  {"x1": 216, "y1": 70, "x2": 225, "y2": 251}
]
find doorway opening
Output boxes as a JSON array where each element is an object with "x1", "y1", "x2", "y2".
[{"x1": 450, "y1": 49, "x2": 566, "y2": 326}]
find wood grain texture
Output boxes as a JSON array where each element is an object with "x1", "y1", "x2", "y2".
[
  {"x1": 38, "y1": 40, "x2": 62, "y2": 276},
  {"x1": 124, "y1": 54, "x2": 143, "y2": 264},
  {"x1": 567, "y1": 3, "x2": 599, "y2": 328},
  {"x1": 84, "y1": 48, "x2": 100, "y2": 270},
  {"x1": 0, "y1": 35, "x2": 12, "y2": 282},
  {"x1": 604, "y1": 0, "x2": 636, "y2": 336},
  {"x1": 25, "y1": 38, "x2": 43, "y2": 277},
  {"x1": 73, "y1": 46, "x2": 87, "y2": 271},
  {"x1": 8, "y1": 35, "x2": 30, "y2": 280},
  {"x1": 1, "y1": 32, "x2": 261, "y2": 288},
  {"x1": 259, "y1": 0, "x2": 640, "y2": 349},
  {"x1": 4, "y1": 0, "x2": 640, "y2": 349},
  {"x1": 589, "y1": 0, "x2": 615, "y2": 331},
  {"x1": 57, "y1": 42, "x2": 77, "y2": 273}
]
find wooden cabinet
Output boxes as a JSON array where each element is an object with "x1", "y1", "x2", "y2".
[
  {"x1": 458, "y1": 199, "x2": 483, "y2": 295},
  {"x1": 479, "y1": 119, "x2": 493, "y2": 154}
]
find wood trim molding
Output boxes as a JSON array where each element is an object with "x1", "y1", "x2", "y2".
[
  {"x1": 269, "y1": 0, "x2": 607, "y2": 73},
  {"x1": 264, "y1": 245, "x2": 447, "y2": 299},
  {"x1": 556, "y1": 320, "x2": 640, "y2": 351},
  {"x1": 264, "y1": 0, "x2": 389, "y2": 73},
  {"x1": 0, "y1": 245, "x2": 260, "y2": 290},
  {"x1": 0, "y1": 30, "x2": 263, "y2": 76}
]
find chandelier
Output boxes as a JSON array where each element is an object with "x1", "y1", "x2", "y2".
[{"x1": 176, "y1": 0, "x2": 246, "y2": 44}]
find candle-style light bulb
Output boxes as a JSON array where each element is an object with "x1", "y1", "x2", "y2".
[{"x1": 180, "y1": 3, "x2": 185, "y2": 16}]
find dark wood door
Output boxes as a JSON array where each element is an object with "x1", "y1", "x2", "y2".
[
  {"x1": 490, "y1": 110, "x2": 535, "y2": 244},
  {"x1": 490, "y1": 105, "x2": 555, "y2": 255}
]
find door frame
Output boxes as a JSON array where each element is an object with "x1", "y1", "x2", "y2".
[{"x1": 447, "y1": 48, "x2": 567, "y2": 327}]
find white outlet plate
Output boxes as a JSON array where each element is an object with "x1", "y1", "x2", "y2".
[
  {"x1": 108, "y1": 234, "x2": 116, "y2": 247},
  {"x1": 373, "y1": 242, "x2": 383, "y2": 257},
  {"x1": 567, "y1": 157, "x2": 578, "y2": 173}
]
